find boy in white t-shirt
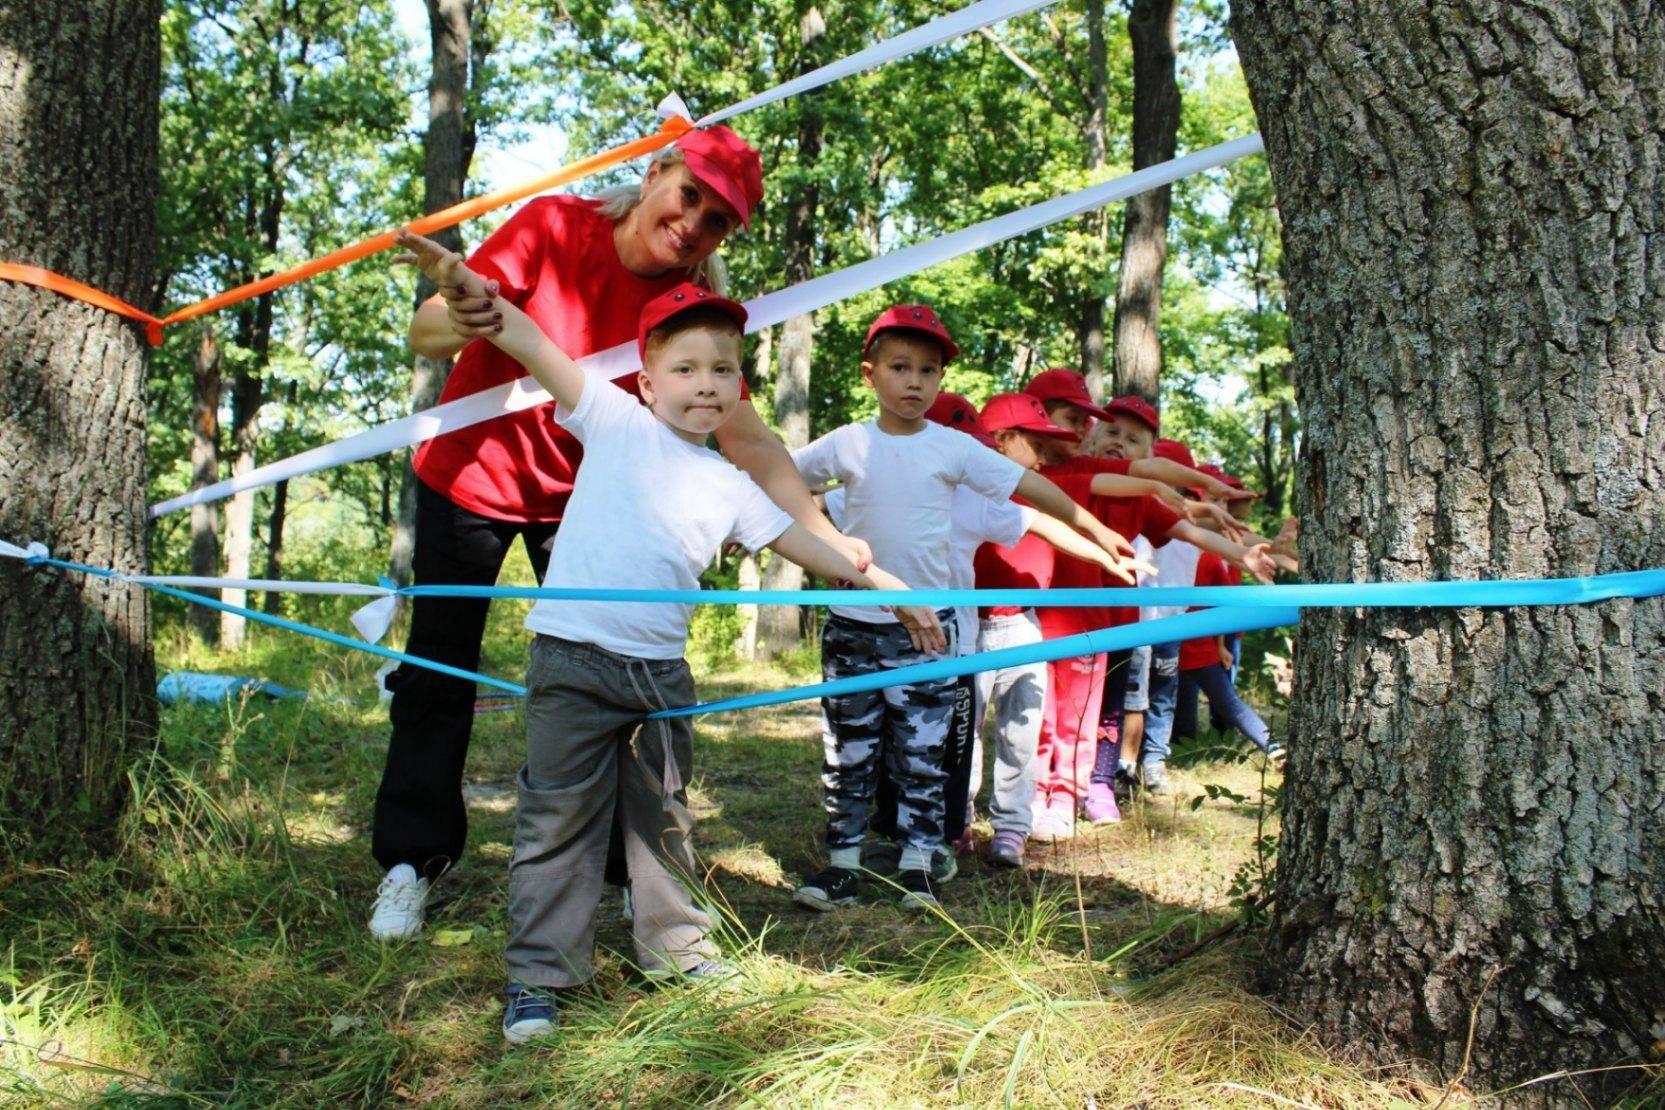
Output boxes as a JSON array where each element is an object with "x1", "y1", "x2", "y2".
[
  {"x1": 790, "y1": 306, "x2": 1140, "y2": 913},
  {"x1": 395, "y1": 231, "x2": 941, "y2": 1043}
]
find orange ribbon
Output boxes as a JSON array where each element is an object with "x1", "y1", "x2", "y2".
[{"x1": 0, "y1": 116, "x2": 693, "y2": 346}]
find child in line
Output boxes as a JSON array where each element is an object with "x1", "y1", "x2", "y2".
[
  {"x1": 792, "y1": 310, "x2": 1140, "y2": 912},
  {"x1": 394, "y1": 231, "x2": 939, "y2": 1042},
  {"x1": 844, "y1": 393, "x2": 1131, "y2": 879},
  {"x1": 1176, "y1": 546, "x2": 1283, "y2": 762},
  {"x1": 968, "y1": 392, "x2": 1157, "y2": 865},
  {"x1": 1018, "y1": 378, "x2": 1277, "y2": 832}
]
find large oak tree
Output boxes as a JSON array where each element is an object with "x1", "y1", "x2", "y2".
[
  {"x1": 1233, "y1": 1, "x2": 1664, "y2": 1099},
  {"x1": 0, "y1": 0, "x2": 162, "y2": 840}
]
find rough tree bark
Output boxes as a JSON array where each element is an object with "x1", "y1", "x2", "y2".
[
  {"x1": 189, "y1": 324, "x2": 223, "y2": 644},
  {"x1": 1109, "y1": 0, "x2": 1180, "y2": 404},
  {"x1": 1233, "y1": 2, "x2": 1665, "y2": 1099},
  {"x1": 757, "y1": 4, "x2": 826, "y2": 659},
  {"x1": 0, "y1": 0, "x2": 161, "y2": 839},
  {"x1": 390, "y1": 0, "x2": 485, "y2": 589}
]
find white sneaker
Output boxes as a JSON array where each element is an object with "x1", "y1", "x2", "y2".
[
  {"x1": 369, "y1": 864, "x2": 431, "y2": 940},
  {"x1": 1029, "y1": 807, "x2": 1076, "y2": 843}
]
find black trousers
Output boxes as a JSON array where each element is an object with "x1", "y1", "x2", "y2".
[
  {"x1": 372, "y1": 480, "x2": 559, "y2": 877},
  {"x1": 873, "y1": 670, "x2": 978, "y2": 845}
]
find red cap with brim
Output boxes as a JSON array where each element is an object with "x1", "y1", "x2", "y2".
[
  {"x1": 925, "y1": 391, "x2": 995, "y2": 448},
  {"x1": 637, "y1": 282, "x2": 749, "y2": 361},
  {"x1": 981, "y1": 392, "x2": 1080, "y2": 440},
  {"x1": 1022, "y1": 368, "x2": 1113, "y2": 422},
  {"x1": 677, "y1": 125, "x2": 764, "y2": 229},
  {"x1": 1105, "y1": 394, "x2": 1161, "y2": 434},
  {"x1": 864, "y1": 304, "x2": 960, "y2": 364},
  {"x1": 1152, "y1": 438, "x2": 1195, "y2": 469}
]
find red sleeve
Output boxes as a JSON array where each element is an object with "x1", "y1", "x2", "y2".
[
  {"x1": 1195, "y1": 552, "x2": 1231, "y2": 588},
  {"x1": 1139, "y1": 495, "x2": 1183, "y2": 545}
]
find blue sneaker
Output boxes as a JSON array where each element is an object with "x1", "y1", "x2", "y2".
[{"x1": 502, "y1": 982, "x2": 557, "y2": 1044}]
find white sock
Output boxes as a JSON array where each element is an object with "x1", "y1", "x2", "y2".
[
  {"x1": 899, "y1": 844, "x2": 932, "y2": 873},
  {"x1": 829, "y1": 846, "x2": 861, "y2": 871},
  {"x1": 386, "y1": 863, "x2": 418, "y2": 885}
]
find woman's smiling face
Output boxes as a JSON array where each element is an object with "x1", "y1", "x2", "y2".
[{"x1": 619, "y1": 160, "x2": 741, "y2": 275}]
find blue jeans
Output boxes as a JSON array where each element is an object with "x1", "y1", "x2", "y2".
[
  {"x1": 1175, "y1": 663, "x2": 1270, "y2": 752},
  {"x1": 1139, "y1": 642, "x2": 1181, "y2": 767}
]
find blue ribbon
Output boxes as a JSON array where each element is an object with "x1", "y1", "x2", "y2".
[
  {"x1": 23, "y1": 555, "x2": 529, "y2": 695},
  {"x1": 20, "y1": 554, "x2": 1665, "y2": 718},
  {"x1": 397, "y1": 568, "x2": 1665, "y2": 609},
  {"x1": 649, "y1": 605, "x2": 1301, "y2": 719}
]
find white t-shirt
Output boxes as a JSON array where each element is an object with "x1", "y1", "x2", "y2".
[
  {"x1": 825, "y1": 485, "x2": 1032, "y2": 652},
  {"x1": 1138, "y1": 534, "x2": 1202, "y2": 622},
  {"x1": 525, "y1": 377, "x2": 793, "y2": 659},
  {"x1": 795, "y1": 421, "x2": 1025, "y2": 623}
]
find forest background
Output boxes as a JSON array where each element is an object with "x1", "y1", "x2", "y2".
[{"x1": 146, "y1": 0, "x2": 1293, "y2": 668}]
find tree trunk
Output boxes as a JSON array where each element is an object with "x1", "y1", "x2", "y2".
[
  {"x1": 189, "y1": 323, "x2": 223, "y2": 645},
  {"x1": 1078, "y1": 0, "x2": 1110, "y2": 399},
  {"x1": 758, "y1": 4, "x2": 826, "y2": 660},
  {"x1": 391, "y1": 0, "x2": 481, "y2": 589},
  {"x1": 1233, "y1": 2, "x2": 1665, "y2": 1099},
  {"x1": 219, "y1": 295, "x2": 272, "y2": 650},
  {"x1": 1110, "y1": 0, "x2": 1180, "y2": 404},
  {"x1": 0, "y1": 0, "x2": 160, "y2": 842}
]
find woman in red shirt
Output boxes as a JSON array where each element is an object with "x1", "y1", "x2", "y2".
[{"x1": 369, "y1": 126, "x2": 865, "y2": 940}]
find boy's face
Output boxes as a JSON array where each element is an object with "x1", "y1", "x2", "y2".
[
  {"x1": 1092, "y1": 413, "x2": 1156, "y2": 461},
  {"x1": 1043, "y1": 400, "x2": 1095, "y2": 444},
  {"x1": 862, "y1": 331, "x2": 945, "y2": 425},
  {"x1": 994, "y1": 428, "x2": 1046, "y2": 471},
  {"x1": 638, "y1": 325, "x2": 745, "y2": 444}
]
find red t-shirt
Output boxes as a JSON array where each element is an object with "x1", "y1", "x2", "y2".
[
  {"x1": 1179, "y1": 552, "x2": 1242, "y2": 670},
  {"x1": 411, "y1": 195, "x2": 747, "y2": 523},
  {"x1": 972, "y1": 474, "x2": 1097, "y2": 619},
  {"x1": 1035, "y1": 458, "x2": 1182, "y2": 638}
]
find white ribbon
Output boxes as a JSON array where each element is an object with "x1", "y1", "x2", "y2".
[
  {"x1": 697, "y1": 0, "x2": 1055, "y2": 126},
  {"x1": 0, "y1": 539, "x2": 50, "y2": 561},
  {"x1": 149, "y1": 134, "x2": 1263, "y2": 519}
]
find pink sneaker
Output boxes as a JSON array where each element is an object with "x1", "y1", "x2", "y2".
[{"x1": 1083, "y1": 782, "x2": 1122, "y2": 825}]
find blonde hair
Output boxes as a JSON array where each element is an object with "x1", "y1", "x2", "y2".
[{"x1": 593, "y1": 148, "x2": 730, "y2": 294}]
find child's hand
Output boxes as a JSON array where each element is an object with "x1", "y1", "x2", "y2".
[
  {"x1": 1219, "y1": 644, "x2": 1237, "y2": 669},
  {"x1": 397, "y1": 229, "x2": 506, "y2": 341},
  {"x1": 1087, "y1": 520, "x2": 1136, "y2": 561},
  {"x1": 892, "y1": 605, "x2": 947, "y2": 656},
  {"x1": 1240, "y1": 542, "x2": 1277, "y2": 585},
  {"x1": 1146, "y1": 479, "x2": 1189, "y2": 515},
  {"x1": 1184, "y1": 499, "x2": 1248, "y2": 542},
  {"x1": 1091, "y1": 548, "x2": 1157, "y2": 585}
]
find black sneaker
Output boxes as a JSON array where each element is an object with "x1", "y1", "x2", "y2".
[
  {"x1": 861, "y1": 839, "x2": 901, "y2": 877},
  {"x1": 897, "y1": 868, "x2": 940, "y2": 912},
  {"x1": 793, "y1": 866, "x2": 860, "y2": 911}
]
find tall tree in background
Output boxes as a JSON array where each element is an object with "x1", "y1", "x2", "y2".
[
  {"x1": 757, "y1": 2, "x2": 828, "y2": 659},
  {"x1": 1234, "y1": 1, "x2": 1665, "y2": 1098},
  {"x1": 1109, "y1": 0, "x2": 1180, "y2": 403},
  {"x1": 0, "y1": 0, "x2": 161, "y2": 840},
  {"x1": 389, "y1": 0, "x2": 495, "y2": 589}
]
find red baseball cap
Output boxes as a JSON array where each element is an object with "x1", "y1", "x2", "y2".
[
  {"x1": 637, "y1": 282, "x2": 748, "y2": 361},
  {"x1": 864, "y1": 304, "x2": 960, "y2": 364},
  {"x1": 1152, "y1": 438, "x2": 1195, "y2": 469},
  {"x1": 1022, "y1": 368, "x2": 1112, "y2": 422},
  {"x1": 676, "y1": 125, "x2": 764, "y2": 229},
  {"x1": 1105, "y1": 394, "x2": 1161, "y2": 434},
  {"x1": 1189, "y1": 462, "x2": 1232, "y2": 496},
  {"x1": 980, "y1": 392, "x2": 1080, "y2": 441},
  {"x1": 925, "y1": 391, "x2": 995, "y2": 448}
]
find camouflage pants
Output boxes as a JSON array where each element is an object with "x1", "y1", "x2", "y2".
[{"x1": 820, "y1": 612, "x2": 958, "y2": 852}]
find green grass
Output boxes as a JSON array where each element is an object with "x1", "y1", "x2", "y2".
[{"x1": 2, "y1": 612, "x2": 1452, "y2": 1107}]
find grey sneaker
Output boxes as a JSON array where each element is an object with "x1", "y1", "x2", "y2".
[
  {"x1": 985, "y1": 830, "x2": 1025, "y2": 868},
  {"x1": 931, "y1": 846, "x2": 959, "y2": 884},
  {"x1": 645, "y1": 958, "x2": 738, "y2": 985},
  {"x1": 1140, "y1": 760, "x2": 1172, "y2": 796}
]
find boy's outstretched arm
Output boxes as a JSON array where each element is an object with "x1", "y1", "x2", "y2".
[
  {"x1": 1128, "y1": 457, "x2": 1259, "y2": 503},
  {"x1": 1011, "y1": 471, "x2": 1142, "y2": 583},
  {"x1": 766, "y1": 524, "x2": 947, "y2": 655},
  {"x1": 1166, "y1": 520, "x2": 1278, "y2": 584},
  {"x1": 395, "y1": 229, "x2": 586, "y2": 413},
  {"x1": 1025, "y1": 513, "x2": 1156, "y2": 580}
]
